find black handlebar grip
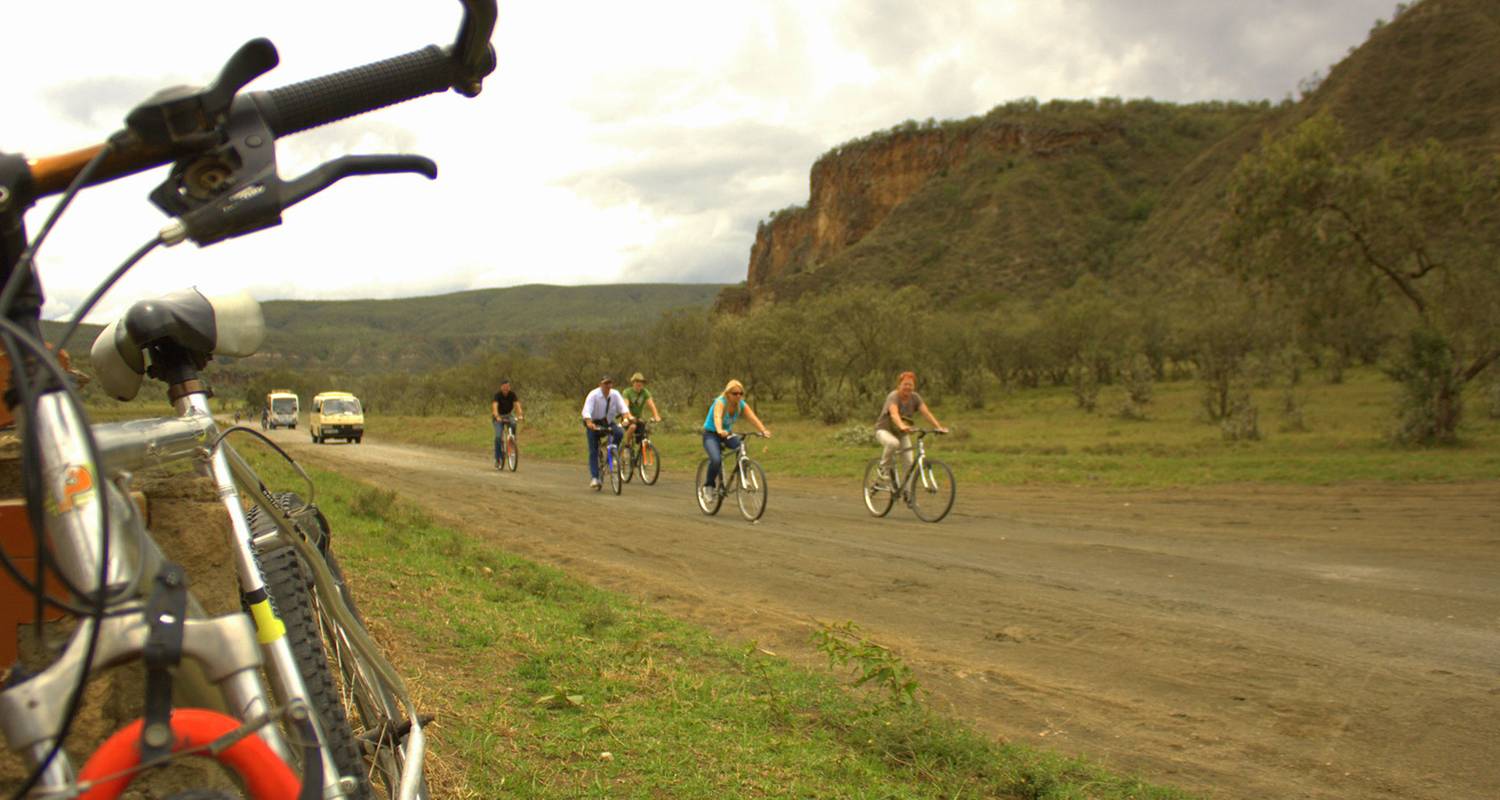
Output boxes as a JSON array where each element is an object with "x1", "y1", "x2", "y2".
[{"x1": 253, "y1": 45, "x2": 455, "y2": 138}]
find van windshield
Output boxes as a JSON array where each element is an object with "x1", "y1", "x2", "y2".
[
  {"x1": 322, "y1": 398, "x2": 362, "y2": 416},
  {"x1": 271, "y1": 398, "x2": 296, "y2": 414}
]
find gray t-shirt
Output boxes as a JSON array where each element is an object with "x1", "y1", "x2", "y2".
[{"x1": 875, "y1": 390, "x2": 923, "y2": 434}]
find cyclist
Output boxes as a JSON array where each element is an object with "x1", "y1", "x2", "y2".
[
  {"x1": 491, "y1": 377, "x2": 524, "y2": 469},
  {"x1": 622, "y1": 371, "x2": 662, "y2": 447},
  {"x1": 581, "y1": 375, "x2": 633, "y2": 489},
  {"x1": 875, "y1": 371, "x2": 948, "y2": 487},
  {"x1": 700, "y1": 379, "x2": 770, "y2": 506}
]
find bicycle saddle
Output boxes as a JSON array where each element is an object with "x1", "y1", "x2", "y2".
[{"x1": 90, "y1": 288, "x2": 264, "y2": 400}]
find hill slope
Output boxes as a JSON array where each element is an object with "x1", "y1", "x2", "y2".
[
  {"x1": 257, "y1": 283, "x2": 724, "y2": 372},
  {"x1": 730, "y1": 0, "x2": 1499, "y2": 307}
]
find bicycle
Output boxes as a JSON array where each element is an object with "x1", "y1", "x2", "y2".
[
  {"x1": 494, "y1": 414, "x2": 520, "y2": 471},
  {"x1": 0, "y1": 2, "x2": 496, "y2": 797},
  {"x1": 695, "y1": 432, "x2": 768, "y2": 522},
  {"x1": 861, "y1": 429, "x2": 956, "y2": 523},
  {"x1": 588, "y1": 419, "x2": 625, "y2": 495},
  {"x1": 620, "y1": 418, "x2": 661, "y2": 485}
]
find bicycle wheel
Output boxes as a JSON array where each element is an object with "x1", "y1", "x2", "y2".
[
  {"x1": 639, "y1": 441, "x2": 660, "y2": 485},
  {"x1": 736, "y1": 459, "x2": 768, "y2": 522},
  {"x1": 608, "y1": 446, "x2": 623, "y2": 495},
  {"x1": 505, "y1": 432, "x2": 519, "y2": 471},
  {"x1": 910, "y1": 460, "x2": 956, "y2": 523},
  {"x1": 620, "y1": 442, "x2": 635, "y2": 483},
  {"x1": 250, "y1": 538, "x2": 373, "y2": 798},
  {"x1": 249, "y1": 494, "x2": 425, "y2": 798},
  {"x1": 861, "y1": 459, "x2": 895, "y2": 517},
  {"x1": 694, "y1": 459, "x2": 723, "y2": 515}
]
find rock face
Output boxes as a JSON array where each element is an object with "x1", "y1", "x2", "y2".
[{"x1": 744, "y1": 122, "x2": 1118, "y2": 300}]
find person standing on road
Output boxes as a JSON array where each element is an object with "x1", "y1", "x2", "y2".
[
  {"x1": 491, "y1": 378, "x2": 524, "y2": 469},
  {"x1": 700, "y1": 379, "x2": 770, "y2": 507},
  {"x1": 875, "y1": 371, "x2": 947, "y2": 486},
  {"x1": 581, "y1": 376, "x2": 633, "y2": 489},
  {"x1": 622, "y1": 372, "x2": 662, "y2": 448}
]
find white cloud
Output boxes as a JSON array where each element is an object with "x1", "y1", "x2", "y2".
[{"x1": 2, "y1": 0, "x2": 1392, "y2": 324}]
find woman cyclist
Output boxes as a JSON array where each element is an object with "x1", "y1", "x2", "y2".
[
  {"x1": 875, "y1": 371, "x2": 947, "y2": 486},
  {"x1": 700, "y1": 379, "x2": 770, "y2": 507}
]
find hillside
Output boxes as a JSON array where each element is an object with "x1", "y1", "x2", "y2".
[
  {"x1": 729, "y1": 0, "x2": 1499, "y2": 308},
  {"x1": 257, "y1": 283, "x2": 724, "y2": 372},
  {"x1": 51, "y1": 283, "x2": 723, "y2": 374}
]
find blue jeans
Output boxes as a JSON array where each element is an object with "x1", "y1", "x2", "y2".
[
  {"x1": 493, "y1": 418, "x2": 516, "y2": 462},
  {"x1": 701, "y1": 431, "x2": 741, "y2": 487},
  {"x1": 586, "y1": 421, "x2": 624, "y2": 479}
]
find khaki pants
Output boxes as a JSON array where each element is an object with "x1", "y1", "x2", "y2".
[{"x1": 875, "y1": 429, "x2": 914, "y2": 477}]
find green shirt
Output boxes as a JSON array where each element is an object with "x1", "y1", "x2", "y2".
[{"x1": 622, "y1": 386, "x2": 653, "y2": 417}]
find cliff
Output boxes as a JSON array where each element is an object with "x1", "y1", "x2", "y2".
[{"x1": 727, "y1": 99, "x2": 1268, "y2": 309}]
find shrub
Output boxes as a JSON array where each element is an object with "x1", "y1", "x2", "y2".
[{"x1": 1388, "y1": 328, "x2": 1462, "y2": 445}]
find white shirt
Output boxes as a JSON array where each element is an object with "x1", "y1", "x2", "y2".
[{"x1": 580, "y1": 387, "x2": 629, "y2": 421}]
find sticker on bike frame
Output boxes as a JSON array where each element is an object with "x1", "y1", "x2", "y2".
[{"x1": 48, "y1": 464, "x2": 98, "y2": 516}]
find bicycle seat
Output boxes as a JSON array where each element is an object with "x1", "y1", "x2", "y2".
[{"x1": 91, "y1": 289, "x2": 265, "y2": 400}]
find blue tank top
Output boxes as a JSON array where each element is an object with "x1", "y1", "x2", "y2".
[{"x1": 702, "y1": 395, "x2": 746, "y2": 432}]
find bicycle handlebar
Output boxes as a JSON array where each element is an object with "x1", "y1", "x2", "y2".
[{"x1": 24, "y1": 0, "x2": 496, "y2": 200}]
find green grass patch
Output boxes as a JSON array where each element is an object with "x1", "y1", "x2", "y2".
[
  {"x1": 240, "y1": 448, "x2": 1191, "y2": 798},
  {"x1": 360, "y1": 368, "x2": 1500, "y2": 488}
]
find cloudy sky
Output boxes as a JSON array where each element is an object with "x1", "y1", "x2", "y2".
[{"x1": 3, "y1": 0, "x2": 1394, "y2": 322}]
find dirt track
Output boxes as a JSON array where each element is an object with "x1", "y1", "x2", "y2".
[{"x1": 274, "y1": 430, "x2": 1500, "y2": 800}]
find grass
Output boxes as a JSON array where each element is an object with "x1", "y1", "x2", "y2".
[
  {"x1": 239, "y1": 447, "x2": 1191, "y2": 799},
  {"x1": 357, "y1": 369, "x2": 1500, "y2": 488}
]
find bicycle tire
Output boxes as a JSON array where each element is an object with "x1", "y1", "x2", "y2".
[
  {"x1": 861, "y1": 459, "x2": 895, "y2": 517},
  {"x1": 736, "y1": 459, "x2": 768, "y2": 522},
  {"x1": 505, "y1": 432, "x2": 519, "y2": 471},
  {"x1": 608, "y1": 446, "x2": 623, "y2": 495},
  {"x1": 620, "y1": 442, "x2": 635, "y2": 483},
  {"x1": 694, "y1": 459, "x2": 723, "y2": 515},
  {"x1": 910, "y1": 460, "x2": 956, "y2": 523},
  {"x1": 248, "y1": 493, "x2": 425, "y2": 798},
  {"x1": 639, "y1": 441, "x2": 660, "y2": 485},
  {"x1": 255, "y1": 546, "x2": 373, "y2": 799}
]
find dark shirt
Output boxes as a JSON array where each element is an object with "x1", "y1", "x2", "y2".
[{"x1": 493, "y1": 390, "x2": 519, "y2": 416}]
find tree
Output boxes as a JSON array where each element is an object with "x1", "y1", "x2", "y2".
[{"x1": 1225, "y1": 113, "x2": 1500, "y2": 442}]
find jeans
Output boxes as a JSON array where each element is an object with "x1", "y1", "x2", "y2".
[
  {"x1": 702, "y1": 431, "x2": 741, "y2": 487},
  {"x1": 493, "y1": 418, "x2": 516, "y2": 462},
  {"x1": 586, "y1": 421, "x2": 624, "y2": 479},
  {"x1": 875, "y1": 429, "x2": 914, "y2": 480}
]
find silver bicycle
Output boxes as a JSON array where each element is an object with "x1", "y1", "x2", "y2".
[
  {"x1": 695, "y1": 432, "x2": 769, "y2": 522},
  {"x1": 0, "y1": 2, "x2": 496, "y2": 796},
  {"x1": 861, "y1": 429, "x2": 956, "y2": 523}
]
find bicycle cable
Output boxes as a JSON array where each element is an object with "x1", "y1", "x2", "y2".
[
  {"x1": 53, "y1": 236, "x2": 163, "y2": 353},
  {"x1": 0, "y1": 316, "x2": 115, "y2": 800},
  {"x1": 0, "y1": 140, "x2": 114, "y2": 317}
]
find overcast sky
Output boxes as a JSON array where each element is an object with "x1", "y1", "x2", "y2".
[{"x1": 3, "y1": 0, "x2": 1394, "y2": 322}]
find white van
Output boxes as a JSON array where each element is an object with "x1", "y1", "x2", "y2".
[{"x1": 263, "y1": 390, "x2": 298, "y2": 429}]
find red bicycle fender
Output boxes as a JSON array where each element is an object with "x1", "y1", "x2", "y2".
[{"x1": 76, "y1": 708, "x2": 300, "y2": 799}]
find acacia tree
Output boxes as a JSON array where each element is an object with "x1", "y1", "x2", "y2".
[{"x1": 1225, "y1": 113, "x2": 1500, "y2": 442}]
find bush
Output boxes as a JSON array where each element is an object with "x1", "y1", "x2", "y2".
[
  {"x1": 832, "y1": 424, "x2": 877, "y2": 448},
  {"x1": 1388, "y1": 328, "x2": 1463, "y2": 445},
  {"x1": 1220, "y1": 393, "x2": 1261, "y2": 441}
]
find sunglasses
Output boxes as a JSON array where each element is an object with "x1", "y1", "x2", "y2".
[{"x1": 727, "y1": 390, "x2": 743, "y2": 396}]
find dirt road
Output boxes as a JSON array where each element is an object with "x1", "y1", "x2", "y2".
[{"x1": 275, "y1": 430, "x2": 1500, "y2": 800}]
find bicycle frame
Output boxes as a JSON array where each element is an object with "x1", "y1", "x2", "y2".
[{"x1": 893, "y1": 435, "x2": 938, "y2": 500}]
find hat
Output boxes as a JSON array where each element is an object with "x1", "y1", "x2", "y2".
[
  {"x1": 499, "y1": 377, "x2": 511, "y2": 385},
  {"x1": 600, "y1": 375, "x2": 614, "y2": 383},
  {"x1": 630, "y1": 372, "x2": 646, "y2": 382}
]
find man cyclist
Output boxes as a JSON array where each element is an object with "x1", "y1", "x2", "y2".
[
  {"x1": 491, "y1": 378, "x2": 524, "y2": 469},
  {"x1": 581, "y1": 375, "x2": 633, "y2": 489},
  {"x1": 622, "y1": 372, "x2": 662, "y2": 448}
]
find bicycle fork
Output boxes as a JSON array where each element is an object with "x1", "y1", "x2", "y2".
[{"x1": 181, "y1": 391, "x2": 355, "y2": 798}]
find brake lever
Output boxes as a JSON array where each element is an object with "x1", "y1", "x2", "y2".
[
  {"x1": 160, "y1": 154, "x2": 436, "y2": 248},
  {"x1": 280, "y1": 155, "x2": 436, "y2": 208}
]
